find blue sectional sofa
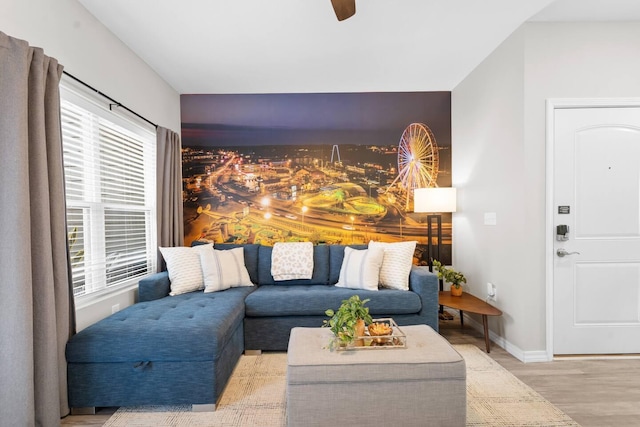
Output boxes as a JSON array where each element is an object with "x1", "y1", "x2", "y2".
[{"x1": 66, "y1": 243, "x2": 439, "y2": 410}]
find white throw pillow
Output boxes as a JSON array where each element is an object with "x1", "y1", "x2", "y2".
[
  {"x1": 159, "y1": 244, "x2": 211, "y2": 296},
  {"x1": 200, "y1": 247, "x2": 254, "y2": 292},
  {"x1": 368, "y1": 240, "x2": 417, "y2": 291},
  {"x1": 335, "y1": 246, "x2": 384, "y2": 291}
]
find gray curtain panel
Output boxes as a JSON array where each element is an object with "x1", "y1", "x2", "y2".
[
  {"x1": 0, "y1": 32, "x2": 74, "y2": 426},
  {"x1": 157, "y1": 126, "x2": 184, "y2": 268}
]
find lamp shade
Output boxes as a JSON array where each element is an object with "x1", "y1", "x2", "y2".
[{"x1": 414, "y1": 187, "x2": 457, "y2": 213}]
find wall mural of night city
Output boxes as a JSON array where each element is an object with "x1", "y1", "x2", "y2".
[{"x1": 180, "y1": 92, "x2": 452, "y2": 265}]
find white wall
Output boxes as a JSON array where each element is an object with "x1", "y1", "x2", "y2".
[
  {"x1": 451, "y1": 27, "x2": 531, "y2": 354},
  {"x1": 2, "y1": 0, "x2": 181, "y2": 330},
  {"x1": 1, "y1": 0, "x2": 180, "y2": 132},
  {"x1": 452, "y1": 22, "x2": 640, "y2": 359}
]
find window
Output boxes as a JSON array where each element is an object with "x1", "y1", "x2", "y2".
[{"x1": 61, "y1": 80, "x2": 157, "y2": 299}]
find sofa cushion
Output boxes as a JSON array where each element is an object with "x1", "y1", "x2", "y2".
[
  {"x1": 191, "y1": 241, "x2": 260, "y2": 284},
  {"x1": 200, "y1": 247, "x2": 254, "y2": 292},
  {"x1": 271, "y1": 241, "x2": 314, "y2": 281},
  {"x1": 66, "y1": 287, "x2": 254, "y2": 363},
  {"x1": 335, "y1": 246, "x2": 384, "y2": 291},
  {"x1": 369, "y1": 240, "x2": 417, "y2": 291},
  {"x1": 258, "y1": 245, "x2": 330, "y2": 285},
  {"x1": 244, "y1": 285, "x2": 421, "y2": 317},
  {"x1": 159, "y1": 244, "x2": 211, "y2": 295},
  {"x1": 328, "y1": 244, "x2": 368, "y2": 285}
]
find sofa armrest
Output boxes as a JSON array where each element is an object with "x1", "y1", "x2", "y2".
[
  {"x1": 138, "y1": 272, "x2": 170, "y2": 302},
  {"x1": 408, "y1": 265, "x2": 439, "y2": 328}
]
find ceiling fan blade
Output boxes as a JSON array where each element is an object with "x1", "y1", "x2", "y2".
[{"x1": 331, "y1": 0, "x2": 356, "y2": 21}]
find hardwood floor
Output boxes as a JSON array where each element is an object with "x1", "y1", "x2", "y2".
[
  {"x1": 440, "y1": 312, "x2": 640, "y2": 427},
  {"x1": 62, "y1": 313, "x2": 640, "y2": 426},
  {"x1": 61, "y1": 407, "x2": 115, "y2": 426}
]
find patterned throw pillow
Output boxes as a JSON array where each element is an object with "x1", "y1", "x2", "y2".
[
  {"x1": 159, "y1": 244, "x2": 211, "y2": 296},
  {"x1": 368, "y1": 240, "x2": 417, "y2": 291},
  {"x1": 200, "y1": 247, "x2": 254, "y2": 292},
  {"x1": 335, "y1": 246, "x2": 384, "y2": 291},
  {"x1": 270, "y1": 241, "x2": 314, "y2": 281}
]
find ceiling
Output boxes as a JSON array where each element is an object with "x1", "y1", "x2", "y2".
[{"x1": 78, "y1": 0, "x2": 640, "y2": 95}]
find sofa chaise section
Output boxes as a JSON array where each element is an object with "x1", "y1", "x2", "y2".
[{"x1": 66, "y1": 286, "x2": 253, "y2": 409}]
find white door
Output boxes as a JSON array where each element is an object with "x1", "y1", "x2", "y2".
[{"x1": 553, "y1": 106, "x2": 640, "y2": 355}]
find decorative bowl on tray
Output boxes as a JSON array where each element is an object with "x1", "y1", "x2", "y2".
[
  {"x1": 368, "y1": 322, "x2": 393, "y2": 343},
  {"x1": 333, "y1": 318, "x2": 407, "y2": 350}
]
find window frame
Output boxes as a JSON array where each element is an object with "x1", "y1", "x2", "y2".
[{"x1": 60, "y1": 77, "x2": 157, "y2": 307}]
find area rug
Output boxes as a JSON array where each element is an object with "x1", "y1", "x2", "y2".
[{"x1": 104, "y1": 344, "x2": 579, "y2": 427}]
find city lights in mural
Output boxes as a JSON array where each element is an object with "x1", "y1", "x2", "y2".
[{"x1": 180, "y1": 92, "x2": 452, "y2": 264}]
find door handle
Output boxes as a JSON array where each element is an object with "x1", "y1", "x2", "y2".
[{"x1": 557, "y1": 248, "x2": 580, "y2": 257}]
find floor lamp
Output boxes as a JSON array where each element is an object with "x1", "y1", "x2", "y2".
[{"x1": 414, "y1": 187, "x2": 457, "y2": 317}]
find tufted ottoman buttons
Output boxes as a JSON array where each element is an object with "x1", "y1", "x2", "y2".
[{"x1": 133, "y1": 361, "x2": 152, "y2": 371}]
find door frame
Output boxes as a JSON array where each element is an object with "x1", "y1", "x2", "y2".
[{"x1": 545, "y1": 98, "x2": 640, "y2": 360}]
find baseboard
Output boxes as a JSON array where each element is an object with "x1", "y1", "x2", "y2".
[
  {"x1": 244, "y1": 350, "x2": 262, "y2": 356},
  {"x1": 460, "y1": 313, "x2": 552, "y2": 363}
]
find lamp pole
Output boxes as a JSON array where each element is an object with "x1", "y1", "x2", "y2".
[{"x1": 413, "y1": 187, "x2": 457, "y2": 320}]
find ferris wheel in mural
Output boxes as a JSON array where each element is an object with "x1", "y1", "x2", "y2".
[{"x1": 387, "y1": 123, "x2": 439, "y2": 210}]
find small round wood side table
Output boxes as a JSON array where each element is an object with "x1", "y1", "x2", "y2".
[{"x1": 439, "y1": 291, "x2": 503, "y2": 353}]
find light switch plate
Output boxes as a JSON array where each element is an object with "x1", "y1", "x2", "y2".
[{"x1": 484, "y1": 212, "x2": 497, "y2": 226}]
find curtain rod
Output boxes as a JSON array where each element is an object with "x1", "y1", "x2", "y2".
[{"x1": 62, "y1": 71, "x2": 158, "y2": 129}]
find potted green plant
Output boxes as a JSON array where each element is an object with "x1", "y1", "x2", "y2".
[
  {"x1": 323, "y1": 295, "x2": 373, "y2": 348},
  {"x1": 432, "y1": 259, "x2": 466, "y2": 296}
]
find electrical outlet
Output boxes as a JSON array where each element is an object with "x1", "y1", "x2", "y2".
[
  {"x1": 111, "y1": 303, "x2": 120, "y2": 314},
  {"x1": 487, "y1": 283, "x2": 497, "y2": 302}
]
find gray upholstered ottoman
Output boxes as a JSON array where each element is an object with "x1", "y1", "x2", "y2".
[{"x1": 287, "y1": 325, "x2": 466, "y2": 427}]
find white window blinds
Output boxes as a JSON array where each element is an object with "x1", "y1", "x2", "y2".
[{"x1": 61, "y1": 83, "x2": 157, "y2": 298}]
